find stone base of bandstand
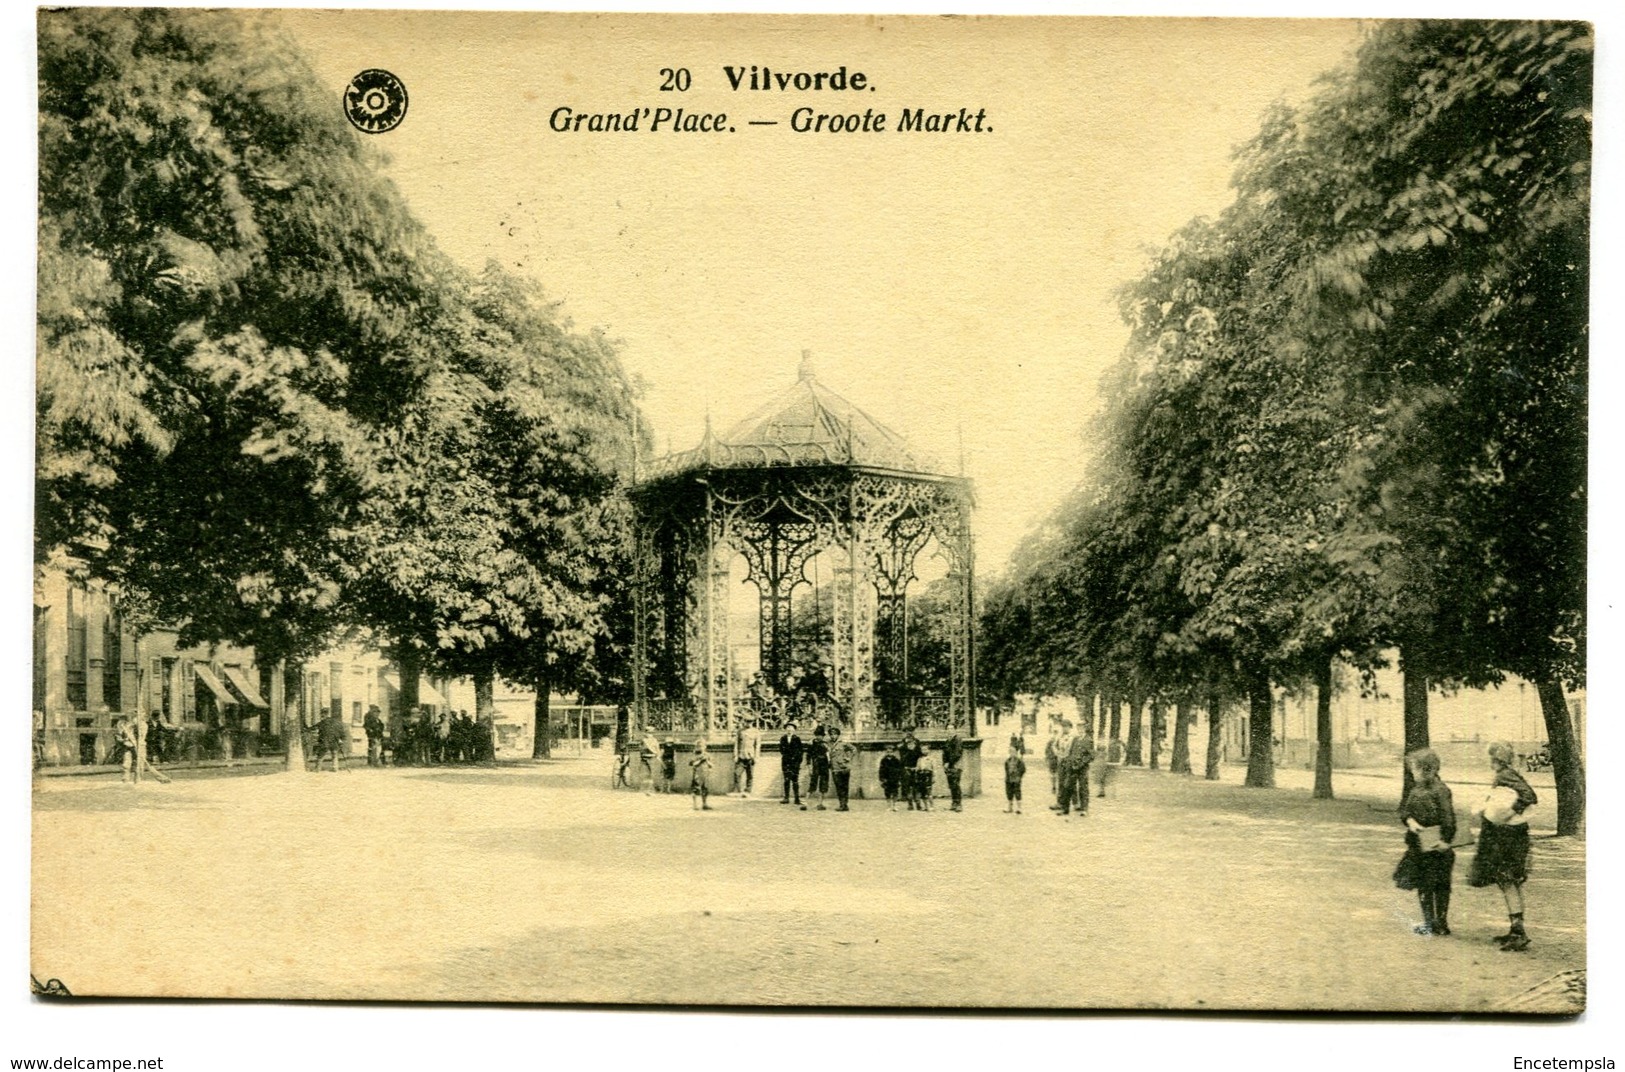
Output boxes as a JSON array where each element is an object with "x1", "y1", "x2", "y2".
[{"x1": 625, "y1": 736, "x2": 983, "y2": 800}]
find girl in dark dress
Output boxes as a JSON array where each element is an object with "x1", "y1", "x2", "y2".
[
  {"x1": 1393, "y1": 747, "x2": 1457, "y2": 936},
  {"x1": 1469, "y1": 741, "x2": 1539, "y2": 952}
]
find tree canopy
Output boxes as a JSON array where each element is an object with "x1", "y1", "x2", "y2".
[
  {"x1": 979, "y1": 20, "x2": 1588, "y2": 829},
  {"x1": 38, "y1": 9, "x2": 641, "y2": 710}
]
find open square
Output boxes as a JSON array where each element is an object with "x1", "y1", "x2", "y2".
[{"x1": 32, "y1": 757, "x2": 1583, "y2": 1010}]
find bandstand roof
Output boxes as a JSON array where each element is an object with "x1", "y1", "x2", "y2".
[{"x1": 643, "y1": 353, "x2": 949, "y2": 480}]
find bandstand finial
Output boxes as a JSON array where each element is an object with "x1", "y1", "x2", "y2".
[{"x1": 798, "y1": 349, "x2": 816, "y2": 383}]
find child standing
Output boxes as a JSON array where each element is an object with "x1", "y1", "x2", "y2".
[
  {"x1": 1392, "y1": 747, "x2": 1457, "y2": 936},
  {"x1": 879, "y1": 745, "x2": 903, "y2": 812},
  {"x1": 640, "y1": 731, "x2": 660, "y2": 793},
  {"x1": 690, "y1": 739, "x2": 714, "y2": 811},
  {"x1": 660, "y1": 739, "x2": 678, "y2": 794},
  {"x1": 806, "y1": 725, "x2": 831, "y2": 810},
  {"x1": 1469, "y1": 741, "x2": 1539, "y2": 951},
  {"x1": 1004, "y1": 749, "x2": 1026, "y2": 814},
  {"x1": 914, "y1": 751, "x2": 935, "y2": 811}
]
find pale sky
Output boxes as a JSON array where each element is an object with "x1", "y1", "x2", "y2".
[{"x1": 278, "y1": 12, "x2": 1361, "y2": 573}]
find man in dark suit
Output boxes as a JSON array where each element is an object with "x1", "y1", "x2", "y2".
[
  {"x1": 1060, "y1": 724, "x2": 1096, "y2": 816},
  {"x1": 942, "y1": 731, "x2": 966, "y2": 812},
  {"x1": 779, "y1": 722, "x2": 805, "y2": 807},
  {"x1": 363, "y1": 705, "x2": 385, "y2": 767},
  {"x1": 318, "y1": 709, "x2": 346, "y2": 773}
]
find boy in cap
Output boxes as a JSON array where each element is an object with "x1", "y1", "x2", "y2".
[
  {"x1": 806, "y1": 725, "x2": 831, "y2": 810},
  {"x1": 1005, "y1": 747, "x2": 1026, "y2": 814},
  {"x1": 879, "y1": 743, "x2": 903, "y2": 811},
  {"x1": 779, "y1": 721, "x2": 805, "y2": 807},
  {"x1": 914, "y1": 749, "x2": 935, "y2": 810},
  {"x1": 734, "y1": 715, "x2": 761, "y2": 797},
  {"x1": 690, "y1": 738, "x2": 714, "y2": 810},
  {"x1": 830, "y1": 726, "x2": 857, "y2": 811}
]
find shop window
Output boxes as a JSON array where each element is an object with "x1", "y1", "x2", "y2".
[
  {"x1": 155, "y1": 657, "x2": 177, "y2": 721},
  {"x1": 329, "y1": 662, "x2": 344, "y2": 722}
]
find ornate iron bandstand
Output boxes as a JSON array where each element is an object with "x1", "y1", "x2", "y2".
[{"x1": 629, "y1": 357, "x2": 976, "y2": 742}]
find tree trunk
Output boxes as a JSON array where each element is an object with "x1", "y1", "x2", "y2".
[
  {"x1": 1171, "y1": 701, "x2": 1192, "y2": 774},
  {"x1": 277, "y1": 659, "x2": 304, "y2": 776},
  {"x1": 1204, "y1": 689, "x2": 1224, "y2": 781},
  {"x1": 399, "y1": 644, "x2": 422, "y2": 717},
  {"x1": 1124, "y1": 694, "x2": 1144, "y2": 766},
  {"x1": 1313, "y1": 653, "x2": 1334, "y2": 800},
  {"x1": 1108, "y1": 695, "x2": 1122, "y2": 743},
  {"x1": 1149, "y1": 699, "x2": 1164, "y2": 770},
  {"x1": 1535, "y1": 673, "x2": 1585, "y2": 837},
  {"x1": 531, "y1": 661, "x2": 552, "y2": 759},
  {"x1": 1401, "y1": 653, "x2": 1428, "y2": 799},
  {"x1": 1243, "y1": 666, "x2": 1274, "y2": 788}
]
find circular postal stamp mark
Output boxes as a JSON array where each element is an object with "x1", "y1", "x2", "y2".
[{"x1": 344, "y1": 69, "x2": 409, "y2": 134}]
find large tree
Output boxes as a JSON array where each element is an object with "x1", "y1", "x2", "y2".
[
  {"x1": 980, "y1": 22, "x2": 1587, "y2": 829},
  {"x1": 38, "y1": 8, "x2": 448, "y2": 669}
]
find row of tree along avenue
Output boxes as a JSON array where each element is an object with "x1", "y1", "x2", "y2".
[
  {"x1": 37, "y1": 9, "x2": 643, "y2": 763},
  {"x1": 979, "y1": 22, "x2": 1589, "y2": 835}
]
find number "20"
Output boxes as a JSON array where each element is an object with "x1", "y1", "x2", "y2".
[{"x1": 659, "y1": 68, "x2": 691, "y2": 92}]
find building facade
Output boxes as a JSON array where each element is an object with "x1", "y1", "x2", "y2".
[{"x1": 32, "y1": 571, "x2": 456, "y2": 768}]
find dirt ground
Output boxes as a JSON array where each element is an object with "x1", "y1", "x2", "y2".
[{"x1": 31, "y1": 755, "x2": 1584, "y2": 1011}]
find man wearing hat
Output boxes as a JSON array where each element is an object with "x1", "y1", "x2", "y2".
[
  {"x1": 1062, "y1": 721, "x2": 1096, "y2": 816},
  {"x1": 806, "y1": 725, "x2": 832, "y2": 810},
  {"x1": 830, "y1": 726, "x2": 857, "y2": 811},
  {"x1": 734, "y1": 715, "x2": 761, "y2": 797},
  {"x1": 942, "y1": 730, "x2": 966, "y2": 812},
  {"x1": 778, "y1": 721, "x2": 805, "y2": 807},
  {"x1": 1051, "y1": 721, "x2": 1076, "y2": 813},
  {"x1": 363, "y1": 704, "x2": 385, "y2": 767}
]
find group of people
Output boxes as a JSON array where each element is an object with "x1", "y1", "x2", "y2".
[
  {"x1": 364, "y1": 706, "x2": 496, "y2": 768},
  {"x1": 1039, "y1": 721, "x2": 1104, "y2": 817},
  {"x1": 1393, "y1": 741, "x2": 1538, "y2": 950},
  {"x1": 111, "y1": 715, "x2": 172, "y2": 783},
  {"x1": 303, "y1": 705, "x2": 496, "y2": 771},
  {"x1": 616, "y1": 730, "x2": 721, "y2": 810},
  {"x1": 874, "y1": 729, "x2": 966, "y2": 812},
  {"x1": 775, "y1": 721, "x2": 863, "y2": 810},
  {"x1": 620, "y1": 718, "x2": 975, "y2": 814}
]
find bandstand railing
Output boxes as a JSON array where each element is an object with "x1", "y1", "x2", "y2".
[
  {"x1": 640, "y1": 696, "x2": 965, "y2": 735},
  {"x1": 875, "y1": 696, "x2": 960, "y2": 731},
  {"x1": 642, "y1": 699, "x2": 701, "y2": 734}
]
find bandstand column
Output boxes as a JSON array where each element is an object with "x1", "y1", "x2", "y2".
[
  {"x1": 703, "y1": 487, "x2": 717, "y2": 734},
  {"x1": 698, "y1": 512, "x2": 732, "y2": 735},
  {"x1": 846, "y1": 530, "x2": 876, "y2": 733},
  {"x1": 631, "y1": 522, "x2": 651, "y2": 732},
  {"x1": 945, "y1": 500, "x2": 976, "y2": 736}
]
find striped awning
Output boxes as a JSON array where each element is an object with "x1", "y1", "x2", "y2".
[
  {"x1": 193, "y1": 665, "x2": 235, "y2": 705},
  {"x1": 381, "y1": 672, "x2": 448, "y2": 705},
  {"x1": 222, "y1": 665, "x2": 268, "y2": 708}
]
